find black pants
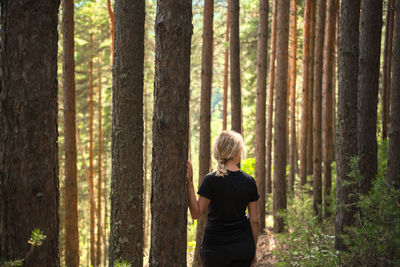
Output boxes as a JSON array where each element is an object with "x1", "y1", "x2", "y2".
[{"x1": 200, "y1": 231, "x2": 255, "y2": 267}]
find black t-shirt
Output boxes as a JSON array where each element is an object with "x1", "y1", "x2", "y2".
[{"x1": 197, "y1": 170, "x2": 259, "y2": 225}]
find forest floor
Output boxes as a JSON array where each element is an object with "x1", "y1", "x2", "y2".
[{"x1": 254, "y1": 229, "x2": 280, "y2": 267}]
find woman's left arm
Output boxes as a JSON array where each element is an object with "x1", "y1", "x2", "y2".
[{"x1": 187, "y1": 161, "x2": 210, "y2": 220}]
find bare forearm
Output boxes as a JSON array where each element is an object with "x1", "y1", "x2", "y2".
[
  {"x1": 250, "y1": 220, "x2": 259, "y2": 247},
  {"x1": 187, "y1": 182, "x2": 199, "y2": 219}
]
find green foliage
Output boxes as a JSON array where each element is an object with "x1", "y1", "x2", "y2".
[
  {"x1": 28, "y1": 228, "x2": 46, "y2": 247},
  {"x1": 113, "y1": 259, "x2": 132, "y2": 267},
  {"x1": 274, "y1": 195, "x2": 341, "y2": 267},
  {"x1": 341, "y1": 143, "x2": 400, "y2": 266},
  {"x1": 241, "y1": 157, "x2": 255, "y2": 177}
]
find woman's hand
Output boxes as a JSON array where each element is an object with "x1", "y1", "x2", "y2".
[{"x1": 187, "y1": 160, "x2": 193, "y2": 184}]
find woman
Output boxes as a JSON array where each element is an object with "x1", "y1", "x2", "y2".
[{"x1": 187, "y1": 130, "x2": 259, "y2": 267}]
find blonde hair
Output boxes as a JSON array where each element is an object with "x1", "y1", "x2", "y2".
[{"x1": 213, "y1": 130, "x2": 245, "y2": 177}]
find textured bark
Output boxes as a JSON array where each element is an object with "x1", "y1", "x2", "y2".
[
  {"x1": 387, "y1": 0, "x2": 400, "y2": 189},
  {"x1": 0, "y1": 1, "x2": 60, "y2": 266},
  {"x1": 267, "y1": 0, "x2": 278, "y2": 195},
  {"x1": 89, "y1": 33, "x2": 96, "y2": 267},
  {"x1": 109, "y1": 0, "x2": 145, "y2": 266},
  {"x1": 288, "y1": 0, "x2": 297, "y2": 193},
  {"x1": 312, "y1": 0, "x2": 326, "y2": 217},
  {"x1": 193, "y1": 0, "x2": 213, "y2": 265},
  {"x1": 357, "y1": 0, "x2": 383, "y2": 195},
  {"x1": 322, "y1": 0, "x2": 338, "y2": 218},
  {"x1": 255, "y1": 0, "x2": 269, "y2": 233},
  {"x1": 149, "y1": 0, "x2": 192, "y2": 266},
  {"x1": 62, "y1": 0, "x2": 79, "y2": 265},
  {"x1": 223, "y1": 1, "x2": 230, "y2": 131},
  {"x1": 307, "y1": 2, "x2": 316, "y2": 177},
  {"x1": 273, "y1": 0, "x2": 290, "y2": 234},
  {"x1": 382, "y1": 0, "x2": 396, "y2": 140},
  {"x1": 300, "y1": 0, "x2": 312, "y2": 187},
  {"x1": 96, "y1": 55, "x2": 102, "y2": 266},
  {"x1": 335, "y1": 0, "x2": 360, "y2": 251},
  {"x1": 230, "y1": 0, "x2": 241, "y2": 133}
]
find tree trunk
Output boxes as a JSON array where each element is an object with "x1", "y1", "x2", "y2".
[
  {"x1": 273, "y1": 0, "x2": 290, "y2": 234},
  {"x1": 382, "y1": 0, "x2": 396, "y2": 140},
  {"x1": 335, "y1": 0, "x2": 360, "y2": 251},
  {"x1": 300, "y1": 0, "x2": 312, "y2": 187},
  {"x1": 193, "y1": 0, "x2": 214, "y2": 265},
  {"x1": 89, "y1": 33, "x2": 96, "y2": 267},
  {"x1": 62, "y1": 0, "x2": 79, "y2": 265},
  {"x1": 267, "y1": 0, "x2": 278, "y2": 195},
  {"x1": 96, "y1": 54, "x2": 103, "y2": 266},
  {"x1": 0, "y1": 1, "x2": 60, "y2": 266},
  {"x1": 255, "y1": 0, "x2": 269, "y2": 233},
  {"x1": 223, "y1": 1, "x2": 230, "y2": 131},
  {"x1": 307, "y1": 2, "x2": 316, "y2": 177},
  {"x1": 109, "y1": 0, "x2": 145, "y2": 266},
  {"x1": 288, "y1": 0, "x2": 297, "y2": 193},
  {"x1": 103, "y1": 154, "x2": 108, "y2": 267},
  {"x1": 312, "y1": 0, "x2": 326, "y2": 218},
  {"x1": 387, "y1": 0, "x2": 400, "y2": 189},
  {"x1": 230, "y1": 0, "x2": 241, "y2": 133},
  {"x1": 322, "y1": 0, "x2": 338, "y2": 219},
  {"x1": 357, "y1": 0, "x2": 383, "y2": 195},
  {"x1": 149, "y1": 0, "x2": 192, "y2": 265}
]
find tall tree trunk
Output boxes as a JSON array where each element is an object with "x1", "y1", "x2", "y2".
[
  {"x1": 89, "y1": 33, "x2": 96, "y2": 267},
  {"x1": 300, "y1": 0, "x2": 312, "y2": 187},
  {"x1": 109, "y1": 0, "x2": 145, "y2": 266},
  {"x1": 149, "y1": 0, "x2": 192, "y2": 266},
  {"x1": 312, "y1": 0, "x2": 326, "y2": 217},
  {"x1": 307, "y1": 2, "x2": 316, "y2": 177},
  {"x1": 387, "y1": 0, "x2": 400, "y2": 189},
  {"x1": 322, "y1": 0, "x2": 338, "y2": 219},
  {"x1": 288, "y1": 0, "x2": 297, "y2": 193},
  {"x1": 0, "y1": 1, "x2": 60, "y2": 266},
  {"x1": 335, "y1": 0, "x2": 360, "y2": 251},
  {"x1": 267, "y1": 0, "x2": 278, "y2": 195},
  {"x1": 230, "y1": 0, "x2": 241, "y2": 133},
  {"x1": 255, "y1": 0, "x2": 269, "y2": 233},
  {"x1": 223, "y1": 1, "x2": 230, "y2": 131},
  {"x1": 357, "y1": 0, "x2": 383, "y2": 195},
  {"x1": 96, "y1": 54, "x2": 103, "y2": 267},
  {"x1": 382, "y1": 0, "x2": 396, "y2": 140},
  {"x1": 62, "y1": 0, "x2": 79, "y2": 266},
  {"x1": 103, "y1": 154, "x2": 108, "y2": 267},
  {"x1": 193, "y1": 0, "x2": 214, "y2": 265},
  {"x1": 273, "y1": 0, "x2": 290, "y2": 234},
  {"x1": 107, "y1": 0, "x2": 115, "y2": 63}
]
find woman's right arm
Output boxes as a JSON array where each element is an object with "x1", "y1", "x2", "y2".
[
  {"x1": 248, "y1": 200, "x2": 260, "y2": 267},
  {"x1": 187, "y1": 161, "x2": 210, "y2": 220}
]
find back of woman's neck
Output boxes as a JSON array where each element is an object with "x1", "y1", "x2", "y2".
[{"x1": 225, "y1": 161, "x2": 240, "y2": 171}]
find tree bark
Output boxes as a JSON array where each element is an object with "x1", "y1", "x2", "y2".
[
  {"x1": 89, "y1": 33, "x2": 96, "y2": 267},
  {"x1": 96, "y1": 54, "x2": 103, "y2": 267},
  {"x1": 62, "y1": 0, "x2": 79, "y2": 265},
  {"x1": 335, "y1": 0, "x2": 360, "y2": 251},
  {"x1": 193, "y1": 0, "x2": 214, "y2": 265},
  {"x1": 312, "y1": 0, "x2": 326, "y2": 218},
  {"x1": 288, "y1": 0, "x2": 297, "y2": 193},
  {"x1": 357, "y1": 0, "x2": 383, "y2": 195},
  {"x1": 109, "y1": 0, "x2": 145, "y2": 266},
  {"x1": 255, "y1": 0, "x2": 269, "y2": 233},
  {"x1": 300, "y1": 0, "x2": 312, "y2": 187},
  {"x1": 223, "y1": 1, "x2": 230, "y2": 131},
  {"x1": 0, "y1": 1, "x2": 60, "y2": 266},
  {"x1": 387, "y1": 0, "x2": 400, "y2": 189},
  {"x1": 322, "y1": 0, "x2": 338, "y2": 218},
  {"x1": 149, "y1": 0, "x2": 192, "y2": 265},
  {"x1": 382, "y1": 0, "x2": 396, "y2": 140},
  {"x1": 273, "y1": 0, "x2": 290, "y2": 234},
  {"x1": 230, "y1": 0, "x2": 241, "y2": 133},
  {"x1": 267, "y1": 0, "x2": 278, "y2": 195}
]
